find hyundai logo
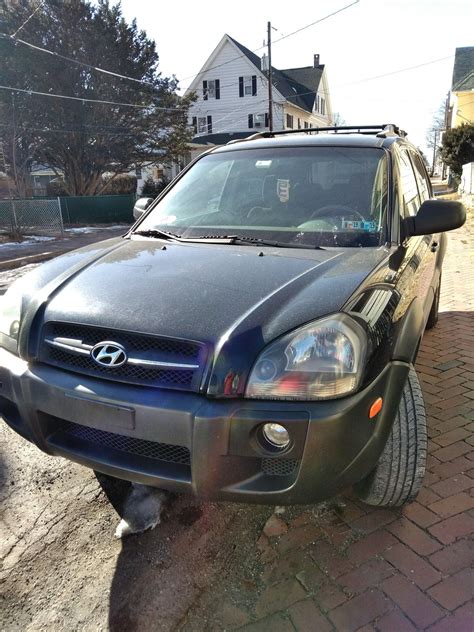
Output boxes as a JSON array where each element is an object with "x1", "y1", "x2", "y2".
[{"x1": 91, "y1": 341, "x2": 127, "y2": 368}]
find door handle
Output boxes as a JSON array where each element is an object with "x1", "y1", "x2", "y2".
[{"x1": 431, "y1": 241, "x2": 439, "y2": 252}]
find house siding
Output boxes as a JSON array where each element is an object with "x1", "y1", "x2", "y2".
[
  {"x1": 450, "y1": 91, "x2": 474, "y2": 128},
  {"x1": 187, "y1": 39, "x2": 289, "y2": 135}
]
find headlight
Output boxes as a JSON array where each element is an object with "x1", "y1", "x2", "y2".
[
  {"x1": 0, "y1": 282, "x2": 24, "y2": 342},
  {"x1": 246, "y1": 314, "x2": 367, "y2": 400}
]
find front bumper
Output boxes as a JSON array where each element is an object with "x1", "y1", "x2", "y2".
[{"x1": 0, "y1": 348, "x2": 410, "y2": 504}]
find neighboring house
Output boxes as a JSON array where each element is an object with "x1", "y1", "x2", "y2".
[
  {"x1": 185, "y1": 34, "x2": 333, "y2": 157},
  {"x1": 29, "y1": 163, "x2": 61, "y2": 196},
  {"x1": 449, "y1": 46, "x2": 474, "y2": 128},
  {"x1": 129, "y1": 161, "x2": 188, "y2": 193}
]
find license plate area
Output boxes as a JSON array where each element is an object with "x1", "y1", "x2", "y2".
[{"x1": 60, "y1": 392, "x2": 135, "y2": 431}]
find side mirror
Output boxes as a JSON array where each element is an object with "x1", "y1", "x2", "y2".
[
  {"x1": 133, "y1": 197, "x2": 154, "y2": 221},
  {"x1": 404, "y1": 199, "x2": 466, "y2": 237}
]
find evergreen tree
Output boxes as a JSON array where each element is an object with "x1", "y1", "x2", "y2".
[
  {"x1": 0, "y1": 0, "x2": 195, "y2": 195},
  {"x1": 440, "y1": 124, "x2": 474, "y2": 178}
]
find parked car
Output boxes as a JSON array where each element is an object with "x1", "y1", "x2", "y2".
[{"x1": 0, "y1": 124, "x2": 465, "y2": 506}]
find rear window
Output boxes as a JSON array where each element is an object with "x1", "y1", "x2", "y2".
[{"x1": 139, "y1": 146, "x2": 388, "y2": 248}]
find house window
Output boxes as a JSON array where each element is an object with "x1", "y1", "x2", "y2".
[
  {"x1": 239, "y1": 75, "x2": 257, "y2": 97},
  {"x1": 298, "y1": 118, "x2": 301, "y2": 129},
  {"x1": 286, "y1": 114, "x2": 294, "y2": 129},
  {"x1": 203, "y1": 79, "x2": 220, "y2": 100},
  {"x1": 304, "y1": 121, "x2": 309, "y2": 129},
  {"x1": 248, "y1": 113, "x2": 269, "y2": 129},
  {"x1": 321, "y1": 98, "x2": 326, "y2": 116},
  {"x1": 316, "y1": 95, "x2": 320, "y2": 112},
  {"x1": 197, "y1": 117, "x2": 207, "y2": 133},
  {"x1": 135, "y1": 167, "x2": 142, "y2": 179},
  {"x1": 254, "y1": 113, "x2": 266, "y2": 128}
]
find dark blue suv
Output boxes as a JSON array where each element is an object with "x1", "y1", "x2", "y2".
[{"x1": 0, "y1": 124, "x2": 465, "y2": 506}]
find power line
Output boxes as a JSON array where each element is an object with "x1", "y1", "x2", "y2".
[
  {"x1": 11, "y1": 1, "x2": 44, "y2": 37},
  {"x1": 271, "y1": 1, "x2": 359, "y2": 46},
  {"x1": 0, "y1": 84, "x2": 186, "y2": 111},
  {"x1": 0, "y1": 32, "x2": 158, "y2": 88},
  {"x1": 180, "y1": 1, "x2": 360, "y2": 83},
  {"x1": 342, "y1": 55, "x2": 454, "y2": 85},
  {"x1": 0, "y1": 122, "x2": 139, "y2": 137}
]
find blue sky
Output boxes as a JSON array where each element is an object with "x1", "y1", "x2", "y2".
[{"x1": 120, "y1": 0, "x2": 473, "y2": 152}]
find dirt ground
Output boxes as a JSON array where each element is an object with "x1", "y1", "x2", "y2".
[{"x1": 1, "y1": 426, "x2": 276, "y2": 631}]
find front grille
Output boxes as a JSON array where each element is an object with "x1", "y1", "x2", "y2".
[
  {"x1": 39, "y1": 322, "x2": 207, "y2": 391},
  {"x1": 261, "y1": 458, "x2": 300, "y2": 477},
  {"x1": 58, "y1": 420, "x2": 191, "y2": 465}
]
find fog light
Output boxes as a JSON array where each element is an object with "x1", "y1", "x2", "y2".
[{"x1": 262, "y1": 423, "x2": 290, "y2": 449}]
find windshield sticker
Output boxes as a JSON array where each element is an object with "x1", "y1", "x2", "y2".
[
  {"x1": 342, "y1": 219, "x2": 377, "y2": 232},
  {"x1": 277, "y1": 179, "x2": 290, "y2": 203},
  {"x1": 255, "y1": 160, "x2": 272, "y2": 168}
]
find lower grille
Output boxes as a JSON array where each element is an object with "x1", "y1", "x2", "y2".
[
  {"x1": 59, "y1": 420, "x2": 191, "y2": 465},
  {"x1": 261, "y1": 458, "x2": 300, "y2": 477}
]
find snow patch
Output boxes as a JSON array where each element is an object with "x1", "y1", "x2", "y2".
[
  {"x1": 65, "y1": 225, "x2": 127, "y2": 234},
  {"x1": 0, "y1": 235, "x2": 56, "y2": 249}
]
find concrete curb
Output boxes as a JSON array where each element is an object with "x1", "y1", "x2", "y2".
[{"x1": 0, "y1": 250, "x2": 64, "y2": 270}]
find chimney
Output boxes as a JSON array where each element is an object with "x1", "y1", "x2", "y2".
[{"x1": 314, "y1": 54, "x2": 320, "y2": 67}]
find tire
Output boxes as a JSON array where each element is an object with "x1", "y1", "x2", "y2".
[
  {"x1": 426, "y1": 276, "x2": 441, "y2": 329},
  {"x1": 354, "y1": 367, "x2": 427, "y2": 507}
]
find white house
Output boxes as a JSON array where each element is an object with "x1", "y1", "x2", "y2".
[{"x1": 185, "y1": 34, "x2": 333, "y2": 155}]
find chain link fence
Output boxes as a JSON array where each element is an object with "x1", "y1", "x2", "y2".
[{"x1": 0, "y1": 198, "x2": 64, "y2": 237}]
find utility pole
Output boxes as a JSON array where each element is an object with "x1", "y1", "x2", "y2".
[
  {"x1": 442, "y1": 91, "x2": 450, "y2": 181},
  {"x1": 11, "y1": 92, "x2": 19, "y2": 194},
  {"x1": 267, "y1": 21, "x2": 273, "y2": 133},
  {"x1": 431, "y1": 128, "x2": 438, "y2": 177}
]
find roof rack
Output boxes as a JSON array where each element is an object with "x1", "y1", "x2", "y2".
[{"x1": 230, "y1": 124, "x2": 407, "y2": 144}]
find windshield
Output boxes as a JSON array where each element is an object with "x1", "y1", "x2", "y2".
[{"x1": 137, "y1": 146, "x2": 388, "y2": 248}]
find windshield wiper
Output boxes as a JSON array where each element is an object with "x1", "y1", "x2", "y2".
[
  {"x1": 133, "y1": 230, "x2": 324, "y2": 249},
  {"x1": 227, "y1": 235, "x2": 325, "y2": 250},
  {"x1": 133, "y1": 229, "x2": 182, "y2": 241}
]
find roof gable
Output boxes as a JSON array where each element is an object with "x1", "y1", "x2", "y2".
[
  {"x1": 228, "y1": 35, "x2": 324, "y2": 113},
  {"x1": 185, "y1": 35, "x2": 260, "y2": 95},
  {"x1": 452, "y1": 46, "x2": 474, "y2": 92},
  {"x1": 189, "y1": 34, "x2": 324, "y2": 114},
  {"x1": 226, "y1": 35, "x2": 263, "y2": 72}
]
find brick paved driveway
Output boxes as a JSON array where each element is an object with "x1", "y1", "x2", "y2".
[{"x1": 183, "y1": 215, "x2": 473, "y2": 632}]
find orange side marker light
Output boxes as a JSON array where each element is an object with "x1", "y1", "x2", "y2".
[{"x1": 369, "y1": 397, "x2": 383, "y2": 419}]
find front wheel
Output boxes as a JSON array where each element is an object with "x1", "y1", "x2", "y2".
[{"x1": 354, "y1": 367, "x2": 427, "y2": 507}]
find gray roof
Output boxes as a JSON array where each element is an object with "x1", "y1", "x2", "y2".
[
  {"x1": 227, "y1": 35, "x2": 324, "y2": 113},
  {"x1": 452, "y1": 47, "x2": 474, "y2": 91}
]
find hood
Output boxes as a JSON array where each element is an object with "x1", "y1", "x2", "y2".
[{"x1": 20, "y1": 236, "x2": 390, "y2": 391}]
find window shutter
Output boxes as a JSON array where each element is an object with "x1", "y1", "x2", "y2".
[
  {"x1": 192, "y1": 116, "x2": 197, "y2": 133},
  {"x1": 248, "y1": 114, "x2": 254, "y2": 128},
  {"x1": 252, "y1": 75, "x2": 257, "y2": 96},
  {"x1": 203, "y1": 80, "x2": 208, "y2": 101},
  {"x1": 265, "y1": 113, "x2": 269, "y2": 127},
  {"x1": 239, "y1": 77, "x2": 244, "y2": 97},
  {"x1": 207, "y1": 115, "x2": 212, "y2": 133},
  {"x1": 215, "y1": 79, "x2": 220, "y2": 100}
]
